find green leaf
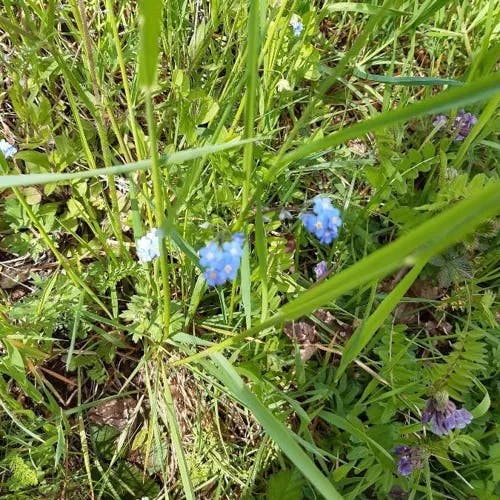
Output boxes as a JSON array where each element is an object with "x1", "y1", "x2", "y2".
[
  {"x1": 138, "y1": 0, "x2": 163, "y2": 88},
  {"x1": 266, "y1": 469, "x2": 305, "y2": 500}
]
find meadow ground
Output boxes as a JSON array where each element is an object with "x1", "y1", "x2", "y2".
[{"x1": 0, "y1": 1, "x2": 499, "y2": 498}]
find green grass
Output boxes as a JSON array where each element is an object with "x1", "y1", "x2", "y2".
[{"x1": 1, "y1": 0, "x2": 499, "y2": 498}]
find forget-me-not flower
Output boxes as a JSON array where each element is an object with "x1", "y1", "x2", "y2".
[
  {"x1": 0, "y1": 139, "x2": 17, "y2": 159},
  {"x1": 300, "y1": 196, "x2": 342, "y2": 245},
  {"x1": 199, "y1": 233, "x2": 244, "y2": 286},
  {"x1": 421, "y1": 391, "x2": 473, "y2": 435},
  {"x1": 136, "y1": 228, "x2": 161, "y2": 263},
  {"x1": 290, "y1": 15, "x2": 304, "y2": 36}
]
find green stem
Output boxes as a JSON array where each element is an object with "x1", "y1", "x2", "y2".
[
  {"x1": 239, "y1": 0, "x2": 260, "y2": 223},
  {"x1": 104, "y1": 0, "x2": 143, "y2": 160},
  {"x1": 74, "y1": 0, "x2": 124, "y2": 249},
  {"x1": 145, "y1": 91, "x2": 171, "y2": 335}
]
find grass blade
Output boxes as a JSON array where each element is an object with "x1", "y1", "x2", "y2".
[
  {"x1": 0, "y1": 139, "x2": 259, "y2": 189},
  {"x1": 206, "y1": 353, "x2": 343, "y2": 500},
  {"x1": 138, "y1": 0, "x2": 163, "y2": 88},
  {"x1": 354, "y1": 66, "x2": 464, "y2": 86}
]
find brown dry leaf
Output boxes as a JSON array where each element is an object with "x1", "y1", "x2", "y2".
[
  {"x1": 410, "y1": 279, "x2": 442, "y2": 300},
  {"x1": 313, "y1": 309, "x2": 336, "y2": 326},
  {"x1": 314, "y1": 309, "x2": 354, "y2": 345},
  {"x1": 284, "y1": 321, "x2": 318, "y2": 361},
  {"x1": 284, "y1": 234, "x2": 296, "y2": 254},
  {"x1": 88, "y1": 397, "x2": 138, "y2": 431},
  {"x1": 347, "y1": 138, "x2": 369, "y2": 157},
  {"x1": 0, "y1": 264, "x2": 31, "y2": 289},
  {"x1": 394, "y1": 278, "x2": 445, "y2": 325},
  {"x1": 424, "y1": 320, "x2": 452, "y2": 336}
]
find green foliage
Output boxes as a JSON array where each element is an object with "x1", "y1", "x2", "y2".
[
  {"x1": 266, "y1": 468, "x2": 305, "y2": 500},
  {"x1": 7, "y1": 456, "x2": 39, "y2": 491},
  {"x1": 428, "y1": 328, "x2": 488, "y2": 398}
]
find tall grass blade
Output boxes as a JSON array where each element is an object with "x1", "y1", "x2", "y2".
[
  {"x1": 0, "y1": 139, "x2": 259, "y2": 189},
  {"x1": 206, "y1": 353, "x2": 344, "y2": 500}
]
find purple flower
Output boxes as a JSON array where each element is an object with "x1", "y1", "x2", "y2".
[
  {"x1": 300, "y1": 196, "x2": 342, "y2": 245},
  {"x1": 433, "y1": 115, "x2": 448, "y2": 130},
  {"x1": 199, "y1": 233, "x2": 244, "y2": 287},
  {"x1": 421, "y1": 391, "x2": 473, "y2": 435},
  {"x1": 453, "y1": 110, "x2": 478, "y2": 141},
  {"x1": 432, "y1": 109, "x2": 478, "y2": 141},
  {"x1": 394, "y1": 446, "x2": 423, "y2": 476},
  {"x1": 314, "y1": 260, "x2": 328, "y2": 279}
]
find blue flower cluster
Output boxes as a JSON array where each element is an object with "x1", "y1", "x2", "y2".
[
  {"x1": 421, "y1": 393, "x2": 473, "y2": 436},
  {"x1": 199, "y1": 233, "x2": 244, "y2": 287},
  {"x1": 299, "y1": 196, "x2": 342, "y2": 245}
]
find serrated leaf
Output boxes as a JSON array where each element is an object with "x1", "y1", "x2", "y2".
[{"x1": 266, "y1": 469, "x2": 305, "y2": 500}]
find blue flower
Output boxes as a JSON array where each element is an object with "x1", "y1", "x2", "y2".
[
  {"x1": 300, "y1": 196, "x2": 342, "y2": 245},
  {"x1": 421, "y1": 391, "x2": 473, "y2": 435},
  {"x1": 199, "y1": 241, "x2": 222, "y2": 268},
  {"x1": 394, "y1": 446, "x2": 423, "y2": 476},
  {"x1": 199, "y1": 233, "x2": 244, "y2": 287},
  {"x1": 136, "y1": 228, "x2": 161, "y2": 263},
  {"x1": 290, "y1": 16, "x2": 304, "y2": 36},
  {"x1": 0, "y1": 139, "x2": 17, "y2": 159}
]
